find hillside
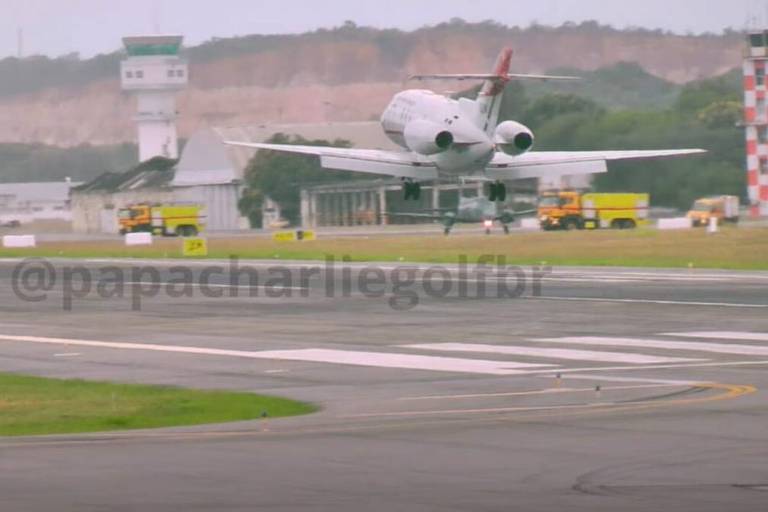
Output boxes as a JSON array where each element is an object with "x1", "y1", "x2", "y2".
[{"x1": 0, "y1": 20, "x2": 746, "y2": 148}]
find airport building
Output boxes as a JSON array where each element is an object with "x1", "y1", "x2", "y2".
[
  {"x1": 0, "y1": 180, "x2": 79, "y2": 225},
  {"x1": 71, "y1": 159, "x2": 177, "y2": 233},
  {"x1": 299, "y1": 180, "x2": 484, "y2": 227},
  {"x1": 72, "y1": 122, "x2": 395, "y2": 233},
  {"x1": 744, "y1": 30, "x2": 768, "y2": 217}
]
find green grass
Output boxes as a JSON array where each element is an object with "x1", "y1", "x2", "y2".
[
  {"x1": 0, "y1": 372, "x2": 316, "y2": 436},
  {"x1": 1, "y1": 226, "x2": 767, "y2": 269}
]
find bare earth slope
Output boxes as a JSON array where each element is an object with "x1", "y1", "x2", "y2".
[{"x1": 0, "y1": 24, "x2": 743, "y2": 147}]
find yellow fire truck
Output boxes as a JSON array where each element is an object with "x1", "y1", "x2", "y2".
[
  {"x1": 118, "y1": 204, "x2": 205, "y2": 237},
  {"x1": 538, "y1": 191, "x2": 649, "y2": 230}
]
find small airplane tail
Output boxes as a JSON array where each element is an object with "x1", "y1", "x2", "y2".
[{"x1": 409, "y1": 48, "x2": 578, "y2": 134}]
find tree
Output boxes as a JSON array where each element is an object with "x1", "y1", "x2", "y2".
[
  {"x1": 239, "y1": 134, "x2": 357, "y2": 227},
  {"x1": 521, "y1": 93, "x2": 604, "y2": 130}
]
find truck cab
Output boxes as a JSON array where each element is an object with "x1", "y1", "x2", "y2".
[{"x1": 538, "y1": 190, "x2": 583, "y2": 230}]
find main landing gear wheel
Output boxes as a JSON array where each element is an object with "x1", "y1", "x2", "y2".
[
  {"x1": 488, "y1": 181, "x2": 507, "y2": 202},
  {"x1": 403, "y1": 181, "x2": 421, "y2": 201}
]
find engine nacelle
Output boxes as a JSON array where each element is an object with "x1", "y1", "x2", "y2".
[
  {"x1": 494, "y1": 121, "x2": 535, "y2": 156},
  {"x1": 403, "y1": 120, "x2": 454, "y2": 155}
]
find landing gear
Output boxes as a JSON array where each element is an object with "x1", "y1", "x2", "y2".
[
  {"x1": 488, "y1": 181, "x2": 507, "y2": 202},
  {"x1": 403, "y1": 180, "x2": 421, "y2": 201}
]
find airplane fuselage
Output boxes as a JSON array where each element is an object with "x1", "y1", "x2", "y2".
[{"x1": 380, "y1": 90, "x2": 495, "y2": 175}]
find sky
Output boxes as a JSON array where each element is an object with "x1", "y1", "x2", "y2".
[{"x1": 0, "y1": 0, "x2": 766, "y2": 58}]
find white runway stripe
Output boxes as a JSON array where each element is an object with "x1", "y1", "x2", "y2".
[
  {"x1": 527, "y1": 296, "x2": 768, "y2": 309},
  {"x1": 401, "y1": 343, "x2": 705, "y2": 365},
  {"x1": 533, "y1": 336, "x2": 768, "y2": 357},
  {"x1": 249, "y1": 349, "x2": 554, "y2": 375},
  {"x1": 662, "y1": 331, "x2": 768, "y2": 342},
  {"x1": 0, "y1": 334, "x2": 554, "y2": 376}
]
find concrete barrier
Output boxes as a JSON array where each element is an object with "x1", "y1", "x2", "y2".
[
  {"x1": 125, "y1": 232, "x2": 153, "y2": 246},
  {"x1": 519, "y1": 218, "x2": 541, "y2": 230},
  {"x1": 2, "y1": 235, "x2": 36, "y2": 248},
  {"x1": 707, "y1": 217, "x2": 719, "y2": 234},
  {"x1": 657, "y1": 217, "x2": 692, "y2": 230}
]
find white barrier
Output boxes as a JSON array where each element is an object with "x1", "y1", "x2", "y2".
[
  {"x1": 519, "y1": 218, "x2": 541, "y2": 230},
  {"x1": 707, "y1": 217, "x2": 719, "y2": 234},
  {"x1": 2, "y1": 235, "x2": 36, "y2": 248},
  {"x1": 657, "y1": 217, "x2": 692, "y2": 230},
  {"x1": 125, "y1": 232, "x2": 153, "y2": 246}
]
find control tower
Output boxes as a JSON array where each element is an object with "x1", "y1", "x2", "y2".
[
  {"x1": 744, "y1": 30, "x2": 768, "y2": 217},
  {"x1": 121, "y1": 35, "x2": 187, "y2": 162}
]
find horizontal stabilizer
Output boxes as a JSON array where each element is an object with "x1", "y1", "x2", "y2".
[
  {"x1": 507, "y1": 73, "x2": 581, "y2": 81},
  {"x1": 409, "y1": 73, "x2": 580, "y2": 82}
]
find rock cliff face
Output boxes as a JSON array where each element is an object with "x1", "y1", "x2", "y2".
[{"x1": 0, "y1": 24, "x2": 743, "y2": 147}]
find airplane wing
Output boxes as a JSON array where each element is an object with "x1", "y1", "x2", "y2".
[
  {"x1": 224, "y1": 141, "x2": 438, "y2": 179},
  {"x1": 485, "y1": 149, "x2": 706, "y2": 180}
]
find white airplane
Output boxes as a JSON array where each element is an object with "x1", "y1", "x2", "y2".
[{"x1": 225, "y1": 48, "x2": 705, "y2": 201}]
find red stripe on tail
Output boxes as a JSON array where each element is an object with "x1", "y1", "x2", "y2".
[{"x1": 482, "y1": 47, "x2": 513, "y2": 96}]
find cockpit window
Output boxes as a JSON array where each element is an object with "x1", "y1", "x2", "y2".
[{"x1": 538, "y1": 196, "x2": 561, "y2": 207}]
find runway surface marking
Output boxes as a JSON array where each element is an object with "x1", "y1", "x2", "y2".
[
  {"x1": 341, "y1": 383, "x2": 756, "y2": 419},
  {"x1": 232, "y1": 348, "x2": 555, "y2": 375},
  {"x1": 1, "y1": 332, "x2": 767, "y2": 377},
  {"x1": 527, "y1": 296, "x2": 768, "y2": 308},
  {"x1": 341, "y1": 381, "x2": 757, "y2": 420},
  {"x1": 401, "y1": 342, "x2": 705, "y2": 364},
  {"x1": 662, "y1": 331, "x2": 768, "y2": 342},
  {"x1": 0, "y1": 335, "x2": 553, "y2": 375},
  {"x1": 6, "y1": 258, "x2": 767, "y2": 283},
  {"x1": 398, "y1": 383, "x2": 684, "y2": 401},
  {"x1": 518, "y1": 359, "x2": 768, "y2": 374},
  {"x1": 532, "y1": 336, "x2": 768, "y2": 357}
]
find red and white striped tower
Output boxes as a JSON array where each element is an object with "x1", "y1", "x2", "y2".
[{"x1": 744, "y1": 31, "x2": 768, "y2": 217}]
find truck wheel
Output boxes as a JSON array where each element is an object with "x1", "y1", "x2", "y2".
[
  {"x1": 563, "y1": 219, "x2": 580, "y2": 230},
  {"x1": 181, "y1": 226, "x2": 198, "y2": 237},
  {"x1": 622, "y1": 219, "x2": 636, "y2": 229}
]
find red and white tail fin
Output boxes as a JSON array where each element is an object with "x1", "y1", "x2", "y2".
[
  {"x1": 480, "y1": 47, "x2": 513, "y2": 97},
  {"x1": 476, "y1": 48, "x2": 513, "y2": 133}
]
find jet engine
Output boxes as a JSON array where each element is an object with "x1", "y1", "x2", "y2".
[
  {"x1": 494, "y1": 121, "x2": 535, "y2": 156},
  {"x1": 403, "y1": 120, "x2": 454, "y2": 155}
]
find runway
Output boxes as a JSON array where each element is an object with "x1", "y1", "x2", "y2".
[{"x1": 0, "y1": 258, "x2": 766, "y2": 511}]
